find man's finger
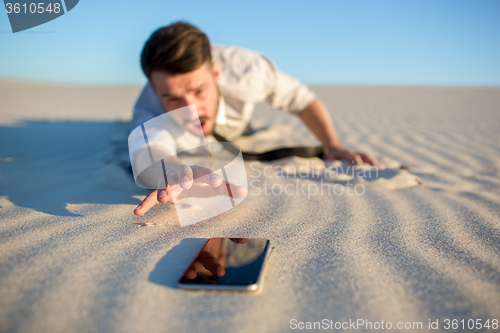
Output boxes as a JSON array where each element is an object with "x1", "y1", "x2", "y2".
[
  {"x1": 176, "y1": 165, "x2": 223, "y2": 188},
  {"x1": 216, "y1": 181, "x2": 248, "y2": 198},
  {"x1": 344, "y1": 151, "x2": 363, "y2": 165},
  {"x1": 134, "y1": 190, "x2": 160, "y2": 216},
  {"x1": 157, "y1": 185, "x2": 173, "y2": 203},
  {"x1": 190, "y1": 166, "x2": 223, "y2": 187},
  {"x1": 177, "y1": 165, "x2": 194, "y2": 190},
  {"x1": 156, "y1": 177, "x2": 173, "y2": 203},
  {"x1": 361, "y1": 153, "x2": 379, "y2": 166}
]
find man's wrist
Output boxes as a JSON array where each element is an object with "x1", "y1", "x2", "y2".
[{"x1": 324, "y1": 143, "x2": 345, "y2": 154}]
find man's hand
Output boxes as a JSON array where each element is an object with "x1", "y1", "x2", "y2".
[
  {"x1": 300, "y1": 99, "x2": 379, "y2": 166},
  {"x1": 324, "y1": 149, "x2": 380, "y2": 165},
  {"x1": 134, "y1": 165, "x2": 247, "y2": 215}
]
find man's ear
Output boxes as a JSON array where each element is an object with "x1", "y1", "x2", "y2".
[
  {"x1": 148, "y1": 80, "x2": 157, "y2": 95},
  {"x1": 212, "y1": 61, "x2": 221, "y2": 84},
  {"x1": 148, "y1": 72, "x2": 160, "y2": 96}
]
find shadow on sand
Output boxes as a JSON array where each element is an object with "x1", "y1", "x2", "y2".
[
  {"x1": 148, "y1": 238, "x2": 207, "y2": 289},
  {"x1": 0, "y1": 120, "x2": 147, "y2": 216}
]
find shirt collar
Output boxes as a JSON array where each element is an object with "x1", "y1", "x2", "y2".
[{"x1": 215, "y1": 94, "x2": 227, "y2": 125}]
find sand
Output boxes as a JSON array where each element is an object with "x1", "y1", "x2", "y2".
[{"x1": 1, "y1": 79, "x2": 499, "y2": 332}]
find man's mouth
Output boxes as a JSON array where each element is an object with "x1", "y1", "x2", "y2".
[
  {"x1": 199, "y1": 117, "x2": 211, "y2": 134},
  {"x1": 183, "y1": 117, "x2": 209, "y2": 136}
]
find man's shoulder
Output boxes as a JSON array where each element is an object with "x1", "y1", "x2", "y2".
[
  {"x1": 211, "y1": 44, "x2": 277, "y2": 103},
  {"x1": 211, "y1": 44, "x2": 276, "y2": 70}
]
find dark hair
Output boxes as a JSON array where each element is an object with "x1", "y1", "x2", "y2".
[{"x1": 140, "y1": 22, "x2": 212, "y2": 80}]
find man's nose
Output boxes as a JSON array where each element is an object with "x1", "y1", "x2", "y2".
[
  {"x1": 183, "y1": 95, "x2": 203, "y2": 116},
  {"x1": 183, "y1": 93, "x2": 197, "y2": 106},
  {"x1": 179, "y1": 96, "x2": 200, "y2": 118}
]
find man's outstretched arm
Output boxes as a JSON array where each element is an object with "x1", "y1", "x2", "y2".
[{"x1": 300, "y1": 99, "x2": 379, "y2": 165}]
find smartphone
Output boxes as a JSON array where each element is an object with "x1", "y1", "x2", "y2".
[{"x1": 177, "y1": 238, "x2": 271, "y2": 291}]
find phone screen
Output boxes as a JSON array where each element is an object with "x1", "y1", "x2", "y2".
[{"x1": 177, "y1": 238, "x2": 270, "y2": 291}]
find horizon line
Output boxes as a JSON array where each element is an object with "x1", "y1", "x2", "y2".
[{"x1": 1, "y1": 76, "x2": 500, "y2": 89}]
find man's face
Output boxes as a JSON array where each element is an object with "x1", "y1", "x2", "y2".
[{"x1": 150, "y1": 61, "x2": 220, "y2": 136}]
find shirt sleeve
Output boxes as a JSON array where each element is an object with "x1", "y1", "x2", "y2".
[
  {"x1": 214, "y1": 45, "x2": 316, "y2": 116},
  {"x1": 266, "y1": 69, "x2": 317, "y2": 116},
  {"x1": 129, "y1": 83, "x2": 165, "y2": 133}
]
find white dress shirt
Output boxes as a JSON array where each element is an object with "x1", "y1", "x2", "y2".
[{"x1": 130, "y1": 44, "x2": 317, "y2": 146}]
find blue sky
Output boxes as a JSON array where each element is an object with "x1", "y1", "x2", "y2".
[{"x1": 1, "y1": 0, "x2": 499, "y2": 86}]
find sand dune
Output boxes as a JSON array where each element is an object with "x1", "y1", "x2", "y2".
[{"x1": 1, "y1": 80, "x2": 499, "y2": 332}]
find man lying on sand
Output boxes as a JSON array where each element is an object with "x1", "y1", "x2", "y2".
[{"x1": 131, "y1": 21, "x2": 378, "y2": 216}]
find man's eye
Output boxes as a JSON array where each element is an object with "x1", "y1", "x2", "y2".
[{"x1": 195, "y1": 89, "x2": 204, "y2": 95}]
